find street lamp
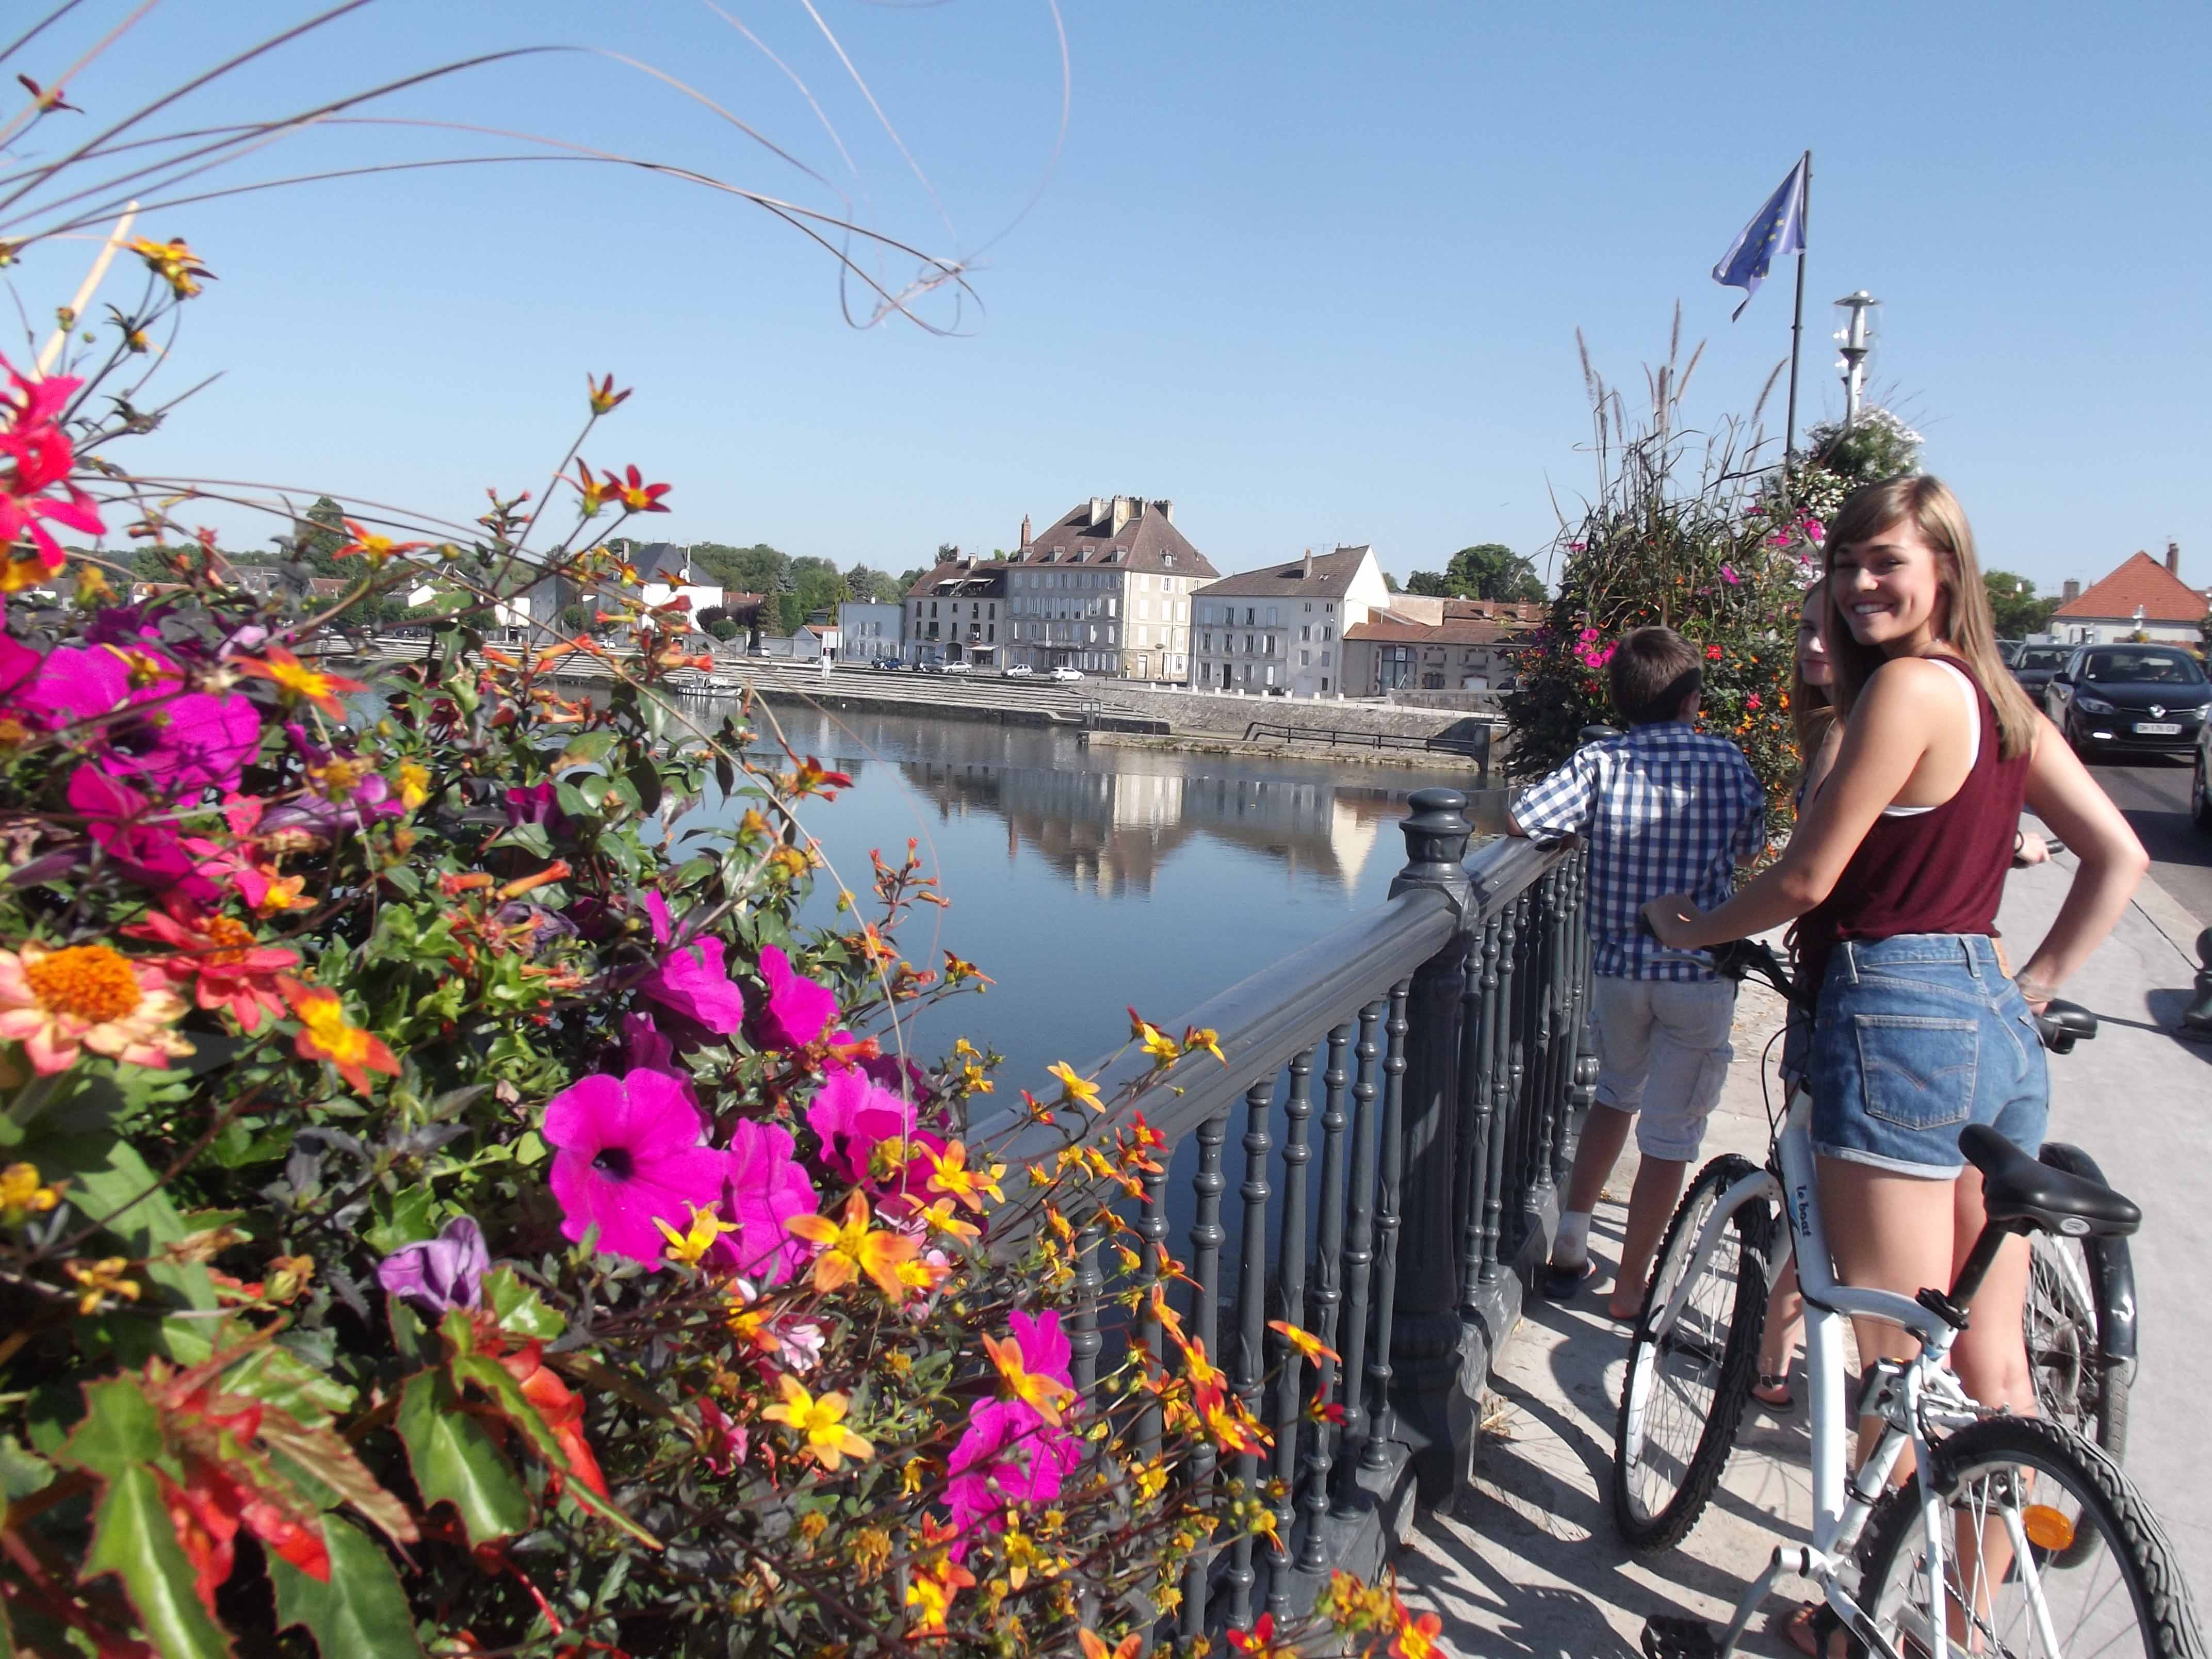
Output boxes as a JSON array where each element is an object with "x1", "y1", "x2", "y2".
[{"x1": 1833, "y1": 291, "x2": 1880, "y2": 428}]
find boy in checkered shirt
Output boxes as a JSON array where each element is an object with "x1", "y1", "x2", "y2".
[{"x1": 1509, "y1": 626, "x2": 1765, "y2": 1321}]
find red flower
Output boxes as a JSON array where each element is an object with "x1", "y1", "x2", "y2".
[
  {"x1": 125, "y1": 897, "x2": 300, "y2": 1033},
  {"x1": 1746, "y1": 693, "x2": 1762, "y2": 709},
  {"x1": 1229, "y1": 1614, "x2": 1293, "y2": 1657},
  {"x1": 602, "y1": 464, "x2": 671, "y2": 514},
  {"x1": 0, "y1": 354, "x2": 102, "y2": 589},
  {"x1": 587, "y1": 373, "x2": 632, "y2": 415},
  {"x1": 282, "y1": 978, "x2": 400, "y2": 1094},
  {"x1": 1704, "y1": 645, "x2": 1723, "y2": 661},
  {"x1": 498, "y1": 1340, "x2": 609, "y2": 1498}
]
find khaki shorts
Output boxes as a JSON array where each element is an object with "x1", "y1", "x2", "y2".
[{"x1": 1591, "y1": 975, "x2": 1737, "y2": 1161}]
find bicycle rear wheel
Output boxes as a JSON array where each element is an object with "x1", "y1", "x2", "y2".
[
  {"x1": 1611, "y1": 1153, "x2": 1774, "y2": 1552},
  {"x1": 2026, "y1": 1145, "x2": 2132, "y2": 1466},
  {"x1": 1857, "y1": 1414, "x2": 2206, "y2": 1659}
]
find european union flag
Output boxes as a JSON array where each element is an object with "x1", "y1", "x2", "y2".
[{"x1": 1712, "y1": 156, "x2": 1807, "y2": 319}]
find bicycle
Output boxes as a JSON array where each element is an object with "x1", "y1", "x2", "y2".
[{"x1": 1612, "y1": 934, "x2": 2201, "y2": 1659}]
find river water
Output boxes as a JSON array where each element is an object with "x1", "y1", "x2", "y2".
[{"x1": 691, "y1": 704, "x2": 1489, "y2": 1090}]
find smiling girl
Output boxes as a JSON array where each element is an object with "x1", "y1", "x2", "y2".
[{"x1": 1641, "y1": 478, "x2": 2144, "y2": 1618}]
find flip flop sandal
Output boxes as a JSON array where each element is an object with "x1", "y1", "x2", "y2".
[
  {"x1": 1536, "y1": 1258, "x2": 1598, "y2": 1302},
  {"x1": 1780, "y1": 1602, "x2": 1846, "y2": 1659},
  {"x1": 1752, "y1": 1373, "x2": 1796, "y2": 1412}
]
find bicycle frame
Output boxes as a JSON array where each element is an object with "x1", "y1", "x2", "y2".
[{"x1": 1651, "y1": 1091, "x2": 1994, "y2": 1658}]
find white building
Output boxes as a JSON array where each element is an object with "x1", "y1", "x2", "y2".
[
  {"x1": 1190, "y1": 545, "x2": 1391, "y2": 696},
  {"x1": 835, "y1": 600, "x2": 903, "y2": 662},
  {"x1": 1002, "y1": 496, "x2": 1219, "y2": 681},
  {"x1": 2048, "y1": 543, "x2": 2207, "y2": 646},
  {"x1": 904, "y1": 553, "x2": 1007, "y2": 667}
]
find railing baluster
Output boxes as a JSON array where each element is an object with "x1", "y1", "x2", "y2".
[
  {"x1": 1181, "y1": 1104, "x2": 1231, "y2": 1639},
  {"x1": 1299, "y1": 1023, "x2": 1352, "y2": 1569},
  {"x1": 1486, "y1": 896, "x2": 1521, "y2": 1276},
  {"x1": 1331, "y1": 1000, "x2": 1384, "y2": 1515},
  {"x1": 1466, "y1": 913, "x2": 1503, "y2": 1295},
  {"x1": 1137, "y1": 1133, "x2": 1169, "y2": 1468},
  {"x1": 1269, "y1": 1044, "x2": 1315, "y2": 1615},
  {"x1": 1226, "y1": 1077, "x2": 1274, "y2": 1627},
  {"x1": 1069, "y1": 1211, "x2": 1104, "y2": 1398},
  {"x1": 1531, "y1": 867, "x2": 1564, "y2": 1197},
  {"x1": 1362, "y1": 978, "x2": 1411, "y2": 1471}
]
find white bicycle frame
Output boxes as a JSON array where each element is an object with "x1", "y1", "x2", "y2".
[{"x1": 1648, "y1": 1087, "x2": 1994, "y2": 1658}]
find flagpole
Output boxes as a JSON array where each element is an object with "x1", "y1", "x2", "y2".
[{"x1": 1784, "y1": 149, "x2": 1811, "y2": 461}]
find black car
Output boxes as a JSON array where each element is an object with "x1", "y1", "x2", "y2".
[
  {"x1": 2010, "y1": 642, "x2": 2073, "y2": 701},
  {"x1": 2044, "y1": 644, "x2": 2212, "y2": 757}
]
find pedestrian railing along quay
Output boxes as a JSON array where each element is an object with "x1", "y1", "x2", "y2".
[
  {"x1": 1242, "y1": 719, "x2": 1492, "y2": 772},
  {"x1": 979, "y1": 789, "x2": 1595, "y2": 1635}
]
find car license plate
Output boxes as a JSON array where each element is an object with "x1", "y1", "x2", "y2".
[{"x1": 2134, "y1": 722, "x2": 2182, "y2": 736}]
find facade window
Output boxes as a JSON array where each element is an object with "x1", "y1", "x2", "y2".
[
  {"x1": 1304, "y1": 601, "x2": 1313, "y2": 612},
  {"x1": 1322, "y1": 677, "x2": 1330, "y2": 692},
  {"x1": 1266, "y1": 607, "x2": 1279, "y2": 625},
  {"x1": 1380, "y1": 645, "x2": 1415, "y2": 690},
  {"x1": 1324, "y1": 625, "x2": 1334, "y2": 641},
  {"x1": 1321, "y1": 650, "x2": 1331, "y2": 665},
  {"x1": 1422, "y1": 672, "x2": 1445, "y2": 690},
  {"x1": 1324, "y1": 602, "x2": 1335, "y2": 613},
  {"x1": 1244, "y1": 633, "x2": 1256, "y2": 655},
  {"x1": 1300, "y1": 624, "x2": 1311, "y2": 641},
  {"x1": 930, "y1": 601, "x2": 939, "y2": 617},
  {"x1": 987, "y1": 624, "x2": 995, "y2": 642},
  {"x1": 1300, "y1": 649, "x2": 1311, "y2": 666}
]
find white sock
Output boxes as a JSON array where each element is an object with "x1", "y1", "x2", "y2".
[{"x1": 1553, "y1": 1210, "x2": 1593, "y2": 1267}]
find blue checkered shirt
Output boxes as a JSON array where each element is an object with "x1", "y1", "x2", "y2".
[{"x1": 1512, "y1": 723, "x2": 1767, "y2": 980}]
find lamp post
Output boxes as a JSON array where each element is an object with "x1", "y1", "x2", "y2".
[{"x1": 1834, "y1": 291, "x2": 1880, "y2": 428}]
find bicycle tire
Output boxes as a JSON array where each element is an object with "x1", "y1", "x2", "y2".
[
  {"x1": 1856, "y1": 1414, "x2": 2206, "y2": 1659},
  {"x1": 1611, "y1": 1152, "x2": 1774, "y2": 1553},
  {"x1": 2031, "y1": 1142, "x2": 2134, "y2": 1467}
]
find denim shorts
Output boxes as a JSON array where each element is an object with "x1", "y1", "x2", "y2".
[{"x1": 1808, "y1": 934, "x2": 2047, "y2": 1179}]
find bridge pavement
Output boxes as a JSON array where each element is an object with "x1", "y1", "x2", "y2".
[{"x1": 1395, "y1": 840, "x2": 2211, "y2": 1655}]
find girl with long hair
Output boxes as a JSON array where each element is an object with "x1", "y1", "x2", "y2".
[{"x1": 1643, "y1": 477, "x2": 2145, "y2": 1654}]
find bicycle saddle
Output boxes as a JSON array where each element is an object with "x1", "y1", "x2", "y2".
[{"x1": 1960, "y1": 1123, "x2": 2140, "y2": 1239}]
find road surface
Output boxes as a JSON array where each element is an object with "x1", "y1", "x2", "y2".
[{"x1": 2081, "y1": 754, "x2": 2212, "y2": 931}]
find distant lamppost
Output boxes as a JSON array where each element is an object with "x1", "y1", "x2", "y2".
[{"x1": 1834, "y1": 291, "x2": 1880, "y2": 428}]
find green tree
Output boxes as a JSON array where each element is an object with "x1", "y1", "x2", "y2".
[
  {"x1": 896, "y1": 566, "x2": 929, "y2": 594},
  {"x1": 1984, "y1": 570, "x2": 2060, "y2": 639},
  {"x1": 1382, "y1": 570, "x2": 1401, "y2": 593},
  {"x1": 1403, "y1": 543, "x2": 1545, "y2": 602},
  {"x1": 844, "y1": 564, "x2": 898, "y2": 603},
  {"x1": 278, "y1": 495, "x2": 350, "y2": 573},
  {"x1": 1404, "y1": 570, "x2": 1451, "y2": 597},
  {"x1": 690, "y1": 542, "x2": 790, "y2": 594}
]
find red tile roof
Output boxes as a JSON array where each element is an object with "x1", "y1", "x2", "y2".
[
  {"x1": 2053, "y1": 552, "x2": 2207, "y2": 624},
  {"x1": 1344, "y1": 611, "x2": 1530, "y2": 647}
]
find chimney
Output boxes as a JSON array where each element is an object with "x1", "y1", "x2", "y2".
[
  {"x1": 2168, "y1": 539, "x2": 2181, "y2": 577},
  {"x1": 2062, "y1": 578, "x2": 2081, "y2": 604},
  {"x1": 1088, "y1": 496, "x2": 1107, "y2": 527},
  {"x1": 1111, "y1": 495, "x2": 1135, "y2": 533},
  {"x1": 1300, "y1": 549, "x2": 1314, "y2": 579},
  {"x1": 1154, "y1": 499, "x2": 1175, "y2": 524},
  {"x1": 1019, "y1": 513, "x2": 1032, "y2": 550}
]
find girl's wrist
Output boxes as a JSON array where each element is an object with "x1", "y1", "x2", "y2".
[{"x1": 2014, "y1": 972, "x2": 2058, "y2": 1003}]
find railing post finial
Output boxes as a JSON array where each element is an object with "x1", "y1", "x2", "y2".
[{"x1": 1391, "y1": 789, "x2": 1473, "y2": 912}]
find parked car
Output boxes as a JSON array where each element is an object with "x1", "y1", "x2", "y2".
[
  {"x1": 2010, "y1": 642, "x2": 2073, "y2": 701},
  {"x1": 1997, "y1": 639, "x2": 2024, "y2": 667},
  {"x1": 914, "y1": 660, "x2": 947, "y2": 675},
  {"x1": 1001, "y1": 663, "x2": 1034, "y2": 678},
  {"x1": 870, "y1": 656, "x2": 903, "y2": 671},
  {"x1": 2044, "y1": 643, "x2": 2211, "y2": 758},
  {"x1": 941, "y1": 660, "x2": 974, "y2": 674},
  {"x1": 1047, "y1": 665, "x2": 1084, "y2": 682}
]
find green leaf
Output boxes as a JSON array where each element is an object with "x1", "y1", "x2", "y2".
[
  {"x1": 481, "y1": 1265, "x2": 564, "y2": 1340},
  {"x1": 0, "y1": 1432, "x2": 54, "y2": 1501},
  {"x1": 270, "y1": 1514, "x2": 429, "y2": 1658},
  {"x1": 627, "y1": 754, "x2": 663, "y2": 816},
  {"x1": 35, "y1": 1131, "x2": 215, "y2": 1325},
  {"x1": 395, "y1": 1370, "x2": 531, "y2": 1546},
  {"x1": 221, "y1": 1347, "x2": 357, "y2": 1430},
  {"x1": 83, "y1": 1465, "x2": 234, "y2": 1659},
  {"x1": 252, "y1": 1406, "x2": 417, "y2": 1547},
  {"x1": 56, "y1": 1377, "x2": 162, "y2": 1481},
  {"x1": 491, "y1": 820, "x2": 554, "y2": 858},
  {"x1": 557, "y1": 729, "x2": 617, "y2": 769},
  {"x1": 364, "y1": 1184, "x2": 441, "y2": 1254}
]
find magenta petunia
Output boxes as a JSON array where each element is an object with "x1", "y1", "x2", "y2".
[
  {"x1": 944, "y1": 1308, "x2": 1082, "y2": 1535},
  {"x1": 753, "y1": 946, "x2": 837, "y2": 1051},
  {"x1": 104, "y1": 688, "x2": 262, "y2": 797},
  {"x1": 805, "y1": 1065, "x2": 916, "y2": 1185},
  {"x1": 542, "y1": 1069, "x2": 729, "y2": 1267},
  {"x1": 68, "y1": 767, "x2": 221, "y2": 903},
  {"x1": 637, "y1": 933, "x2": 748, "y2": 1037},
  {"x1": 21, "y1": 644, "x2": 127, "y2": 726},
  {"x1": 714, "y1": 1119, "x2": 819, "y2": 1287}
]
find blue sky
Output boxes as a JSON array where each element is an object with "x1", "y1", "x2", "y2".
[{"x1": 11, "y1": 1, "x2": 2207, "y2": 595}]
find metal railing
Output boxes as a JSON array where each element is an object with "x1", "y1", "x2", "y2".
[
  {"x1": 1241, "y1": 719, "x2": 1492, "y2": 769},
  {"x1": 980, "y1": 789, "x2": 1595, "y2": 1634}
]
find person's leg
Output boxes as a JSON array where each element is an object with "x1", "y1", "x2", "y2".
[
  {"x1": 1547, "y1": 979, "x2": 1648, "y2": 1284},
  {"x1": 1609, "y1": 978, "x2": 1734, "y2": 1319},
  {"x1": 1816, "y1": 1156, "x2": 1957, "y2": 1469},
  {"x1": 1754, "y1": 1259, "x2": 1804, "y2": 1407}
]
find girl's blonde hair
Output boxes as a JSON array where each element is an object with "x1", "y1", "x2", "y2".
[
  {"x1": 1791, "y1": 577, "x2": 1835, "y2": 768},
  {"x1": 1822, "y1": 476, "x2": 2038, "y2": 760}
]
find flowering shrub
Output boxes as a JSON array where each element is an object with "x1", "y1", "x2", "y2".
[
  {"x1": 1505, "y1": 334, "x2": 1922, "y2": 826},
  {"x1": 0, "y1": 41, "x2": 1438, "y2": 1659}
]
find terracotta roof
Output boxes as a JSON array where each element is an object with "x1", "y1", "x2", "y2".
[
  {"x1": 2053, "y1": 552, "x2": 2207, "y2": 624},
  {"x1": 1441, "y1": 597, "x2": 1547, "y2": 624},
  {"x1": 1344, "y1": 611, "x2": 1530, "y2": 647},
  {"x1": 1195, "y1": 545, "x2": 1372, "y2": 599},
  {"x1": 1009, "y1": 496, "x2": 1218, "y2": 579},
  {"x1": 903, "y1": 559, "x2": 1010, "y2": 600}
]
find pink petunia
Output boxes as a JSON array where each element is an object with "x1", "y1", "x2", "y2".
[
  {"x1": 20, "y1": 644, "x2": 127, "y2": 725},
  {"x1": 103, "y1": 688, "x2": 262, "y2": 797},
  {"x1": 542, "y1": 1069, "x2": 729, "y2": 1267},
  {"x1": 637, "y1": 934, "x2": 747, "y2": 1037},
  {"x1": 806, "y1": 1065, "x2": 917, "y2": 1185},
  {"x1": 753, "y1": 946, "x2": 837, "y2": 1051},
  {"x1": 714, "y1": 1118, "x2": 819, "y2": 1287},
  {"x1": 1719, "y1": 564, "x2": 1740, "y2": 585},
  {"x1": 68, "y1": 767, "x2": 221, "y2": 903}
]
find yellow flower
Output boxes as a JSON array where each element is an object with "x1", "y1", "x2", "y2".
[
  {"x1": 924, "y1": 1140, "x2": 1006, "y2": 1213},
  {"x1": 785, "y1": 1191, "x2": 921, "y2": 1300},
  {"x1": 1133, "y1": 1458, "x2": 1169, "y2": 1504},
  {"x1": 982, "y1": 1328, "x2": 1076, "y2": 1428},
  {"x1": 759, "y1": 1374, "x2": 872, "y2": 1471},
  {"x1": 1000, "y1": 1516, "x2": 1070, "y2": 1589},
  {"x1": 851, "y1": 1526, "x2": 892, "y2": 1582},
  {"x1": 1048, "y1": 1061, "x2": 1102, "y2": 1113},
  {"x1": 1128, "y1": 1007, "x2": 1181, "y2": 1065},
  {"x1": 1183, "y1": 1026, "x2": 1226, "y2": 1065},
  {"x1": 1267, "y1": 1319, "x2": 1341, "y2": 1366},
  {"x1": 128, "y1": 235, "x2": 213, "y2": 298},
  {"x1": 900, "y1": 1456, "x2": 929, "y2": 1497},
  {"x1": 0, "y1": 1161, "x2": 61, "y2": 1215},
  {"x1": 65, "y1": 1257, "x2": 139, "y2": 1315},
  {"x1": 396, "y1": 761, "x2": 430, "y2": 811},
  {"x1": 917, "y1": 1197, "x2": 983, "y2": 1243},
  {"x1": 655, "y1": 1203, "x2": 739, "y2": 1266},
  {"x1": 0, "y1": 941, "x2": 192, "y2": 1075}
]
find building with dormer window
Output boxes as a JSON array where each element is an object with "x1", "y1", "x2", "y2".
[
  {"x1": 1190, "y1": 545, "x2": 1390, "y2": 696},
  {"x1": 1001, "y1": 496, "x2": 1219, "y2": 680}
]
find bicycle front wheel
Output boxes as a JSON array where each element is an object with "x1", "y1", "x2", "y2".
[
  {"x1": 1858, "y1": 1414, "x2": 2206, "y2": 1659},
  {"x1": 1611, "y1": 1152, "x2": 1775, "y2": 1553}
]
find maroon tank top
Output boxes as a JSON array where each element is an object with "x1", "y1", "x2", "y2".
[{"x1": 1798, "y1": 658, "x2": 2028, "y2": 996}]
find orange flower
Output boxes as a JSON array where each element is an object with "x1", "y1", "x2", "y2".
[
  {"x1": 982, "y1": 1327, "x2": 1077, "y2": 1428},
  {"x1": 1268, "y1": 1319, "x2": 1341, "y2": 1366},
  {"x1": 1080, "y1": 1631, "x2": 1143, "y2": 1659},
  {"x1": 601, "y1": 464, "x2": 671, "y2": 514},
  {"x1": 1390, "y1": 1606, "x2": 1445, "y2": 1659},
  {"x1": 1228, "y1": 1613, "x2": 1293, "y2": 1657},
  {"x1": 571, "y1": 460, "x2": 608, "y2": 516},
  {"x1": 281, "y1": 978, "x2": 399, "y2": 1094},
  {"x1": 0, "y1": 940, "x2": 191, "y2": 1074},
  {"x1": 233, "y1": 647, "x2": 365, "y2": 718},
  {"x1": 586, "y1": 373, "x2": 632, "y2": 415},
  {"x1": 335, "y1": 519, "x2": 428, "y2": 566},
  {"x1": 785, "y1": 1191, "x2": 920, "y2": 1299},
  {"x1": 923, "y1": 1140, "x2": 1006, "y2": 1213}
]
